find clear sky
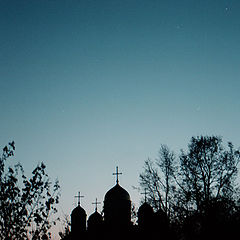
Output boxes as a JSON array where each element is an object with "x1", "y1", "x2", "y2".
[{"x1": 1, "y1": 0, "x2": 240, "y2": 237}]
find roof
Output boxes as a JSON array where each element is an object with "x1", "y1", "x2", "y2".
[
  {"x1": 104, "y1": 183, "x2": 130, "y2": 201},
  {"x1": 138, "y1": 202, "x2": 154, "y2": 214},
  {"x1": 71, "y1": 205, "x2": 86, "y2": 216},
  {"x1": 88, "y1": 211, "x2": 103, "y2": 223}
]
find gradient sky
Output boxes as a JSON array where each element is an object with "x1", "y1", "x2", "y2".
[{"x1": 1, "y1": 0, "x2": 240, "y2": 237}]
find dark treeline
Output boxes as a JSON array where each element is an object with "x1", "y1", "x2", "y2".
[
  {"x1": 1, "y1": 136, "x2": 240, "y2": 240},
  {"x1": 60, "y1": 135, "x2": 240, "y2": 240},
  {"x1": 140, "y1": 135, "x2": 240, "y2": 240}
]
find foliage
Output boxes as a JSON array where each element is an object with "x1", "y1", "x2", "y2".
[
  {"x1": 59, "y1": 215, "x2": 71, "y2": 240},
  {"x1": 0, "y1": 141, "x2": 60, "y2": 240},
  {"x1": 131, "y1": 203, "x2": 138, "y2": 224},
  {"x1": 139, "y1": 136, "x2": 240, "y2": 223},
  {"x1": 178, "y1": 136, "x2": 240, "y2": 214}
]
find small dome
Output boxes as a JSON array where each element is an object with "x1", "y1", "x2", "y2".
[
  {"x1": 88, "y1": 211, "x2": 103, "y2": 222},
  {"x1": 138, "y1": 202, "x2": 153, "y2": 214},
  {"x1": 71, "y1": 205, "x2": 86, "y2": 217},
  {"x1": 138, "y1": 202, "x2": 154, "y2": 229},
  {"x1": 104, "y1": 183, "x2": 130, "y2": 201},
  {"x1": 71, "y1": 205, "x2": 87, "y2": 233},
  {"x1": 88, "y1": 211, "x2": 103, "y2": 232}
]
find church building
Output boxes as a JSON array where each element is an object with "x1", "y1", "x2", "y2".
[{"x1": 68, "y1": 167, "x2": 168, "y2": 240}]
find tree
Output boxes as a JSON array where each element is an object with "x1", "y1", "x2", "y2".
[
  {"x1": 58, "y1": 215, "x2": 71, "y2": 240},
  {"x1": 131, "y1": 203, "x2": 138, "y2": 224},
  {"x1": 0, "y1": 141, "x2": 60, "y2": 240},
  {"x1": 139, "y1": 136, "x2": 240, "y2": 222},
  {"x1": 179, "y1": 136, "x2": 240, "y2": 214},
  {"x1": 139, "y1": 145, "x2": 176, "y2": 217}
]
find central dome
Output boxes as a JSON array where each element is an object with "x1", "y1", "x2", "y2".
[
  {"x1": 104, "y1": 183, "x2": 131, "y2": 227},
  {"x1": 104, "y1": 183, "x2": 130, "y2": 201}
]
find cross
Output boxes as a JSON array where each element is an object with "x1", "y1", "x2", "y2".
[
  {"x1": 74, "y1": 191, "x2": 84, "y2": 206},
  {"x1": 141, "y1": 188, "x2": 148, "y2": 202},
  {"x1": 113, "y1": 166, "x2": 122, "y2": 184},
  {"x1": 92, "y1": 198, "x2": 101, "y2": 212}
]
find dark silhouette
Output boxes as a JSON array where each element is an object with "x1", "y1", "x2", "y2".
[
  {"x1": 87, "y1": 198, "x2": 103, "y2": 237},
  {"x1": 63, "y1": 166, "x2": 173, "y2": 240},
  {"x1": 2, "y1": 136, "x2": 239, "y2": 239},
  {"x1": 62, "y1": 136, "x2": 240, "y2": 240},
  {"x1": 71, "y1": 192, "x2": 86, "y2": 238},
  {"x1": 139, "y1": 136, "x2": 240, "y2": 240},
  {"x1": 140, "y1": 144, "x2": 176, "y2": 214},
  {"x1": 0, "y1": 142, "x2": 60, "y2": 240}
]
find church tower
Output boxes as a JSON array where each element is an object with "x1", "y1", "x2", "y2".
[
  {"x1": 138, "y1": 189, "x2": 154, "y2": 231},
  {"x1": 103, "y1": 167, "x2": 131, "y2": 229},
  {"x1": 87, "y1": 198, "x2": 103, "y2": 232},
  {"x1": 71, "y1": 192, "x2": 87, "y2": 237}
]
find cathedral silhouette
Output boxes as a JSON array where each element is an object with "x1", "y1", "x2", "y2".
[{"x1": 67, "y1": 167, "x2": 171, "y2": 240}]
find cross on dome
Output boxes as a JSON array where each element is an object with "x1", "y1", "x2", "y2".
[
  {"x1": 141, "y1": 188, "x2": 149, "y2": 202},
  {"x1": 75, "y1": 191, "x2": 84, "y2": 206},
  {"x1": 92, "y1": 198, "x2": 101, "y2": 212},
  {"x1": 112, "y1": 166, "x2": 122, "y2": 184}
]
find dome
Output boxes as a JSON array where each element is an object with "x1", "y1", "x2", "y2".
[
  {"x1": 88, "y1": 211, "x2": 103, "y2": 223},
  {"x1": 88, "y1": 210, "x2": 103, "y2": 232},
  {"x1": 103, "y1": 183, "x2": 131, "y2": 227},
  {"x1": 138, "y1": 202, "x2": 153, "y2": 214},
  {"x1": 104, "y1": 183, "x2": 130, "y2": 201},
  {"x1": 138, "y1": 202, "x2": 154, "y2": 230},
  {"x1": 71, "y1": 205, "x2": 87, "y2": 233},
  {"x1": 71, "y1": 205, "x2": 86, "y2": 217}
]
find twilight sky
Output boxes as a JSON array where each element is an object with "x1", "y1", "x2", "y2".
[{"x1": 1, "y1": 0, "x2": 240, "y2": 235}]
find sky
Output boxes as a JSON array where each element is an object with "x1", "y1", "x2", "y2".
[{"x1": 1, "y1": 0, "x2": 240, "y2": 237}]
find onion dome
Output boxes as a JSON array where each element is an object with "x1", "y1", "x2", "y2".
[
  {"x1": 71, "y1": 205, "x2": 86, "y2": 217},
  {"x1": 104, "y1": 183, "x2": 130, "y2": 202},
  {"x1": 71, "y1": 205, "x2": 87, "y2": 233},
  {"x1": 87, "y1": 211, "x2": 103, "y2": 232},
  {"x1": 103, "y1": 167, "x2": 131, "y2": 228},
  {"x1": 138, "y1": 202, "x2": 154, "y2": 229},
  {"x1": 138, "y1": 202, "x2": 154, "y2": 214},
  {"x1": 88, "y1": 211, "x2": 103, "y2": 223},
  {"x1": 103, "y1": 183, "x2": 131, "y2": 227}
]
